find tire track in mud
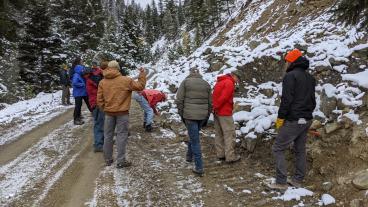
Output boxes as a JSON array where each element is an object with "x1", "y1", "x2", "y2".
[
  {"x1": 0, "y1": 117, "x2": 90, "y2": 206},
  {"x1": 0, "y1": 108, "x2": 74, "y2": 165}
]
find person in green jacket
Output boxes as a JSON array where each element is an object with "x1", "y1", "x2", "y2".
[{"x1": 176, "y1": 68, "x2": 212, "y2": 176}]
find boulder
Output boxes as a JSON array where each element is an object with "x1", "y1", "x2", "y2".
[
  {"x1": 322, "y1": 181, "x2": 333, "y2": 191},
  {"x1": 203, "y1": 47, "x2": 212, "y2": 56},
  {"x1": 320, "y1": 90, "x2": 337, "y2": 117},
  {"x1": 325, "y1": 122, "x2": 340, "y2": 134},
  {"x1": 249, "y1": 41, "x2": 260, "y2": 50},
  {"x1": 233, "y1": 103, "x2": 252, "y2": 113},
  {"x1": 329, "y1": 57, "x2": 347, "y2": 67},
  {"x1": 310, "y1": 120, "x2": 322, "y2": 130},
  {"x1": 259, "y1": 88, "x2": 274, "y2": 98},
  {"x1": 168, "y1": 84, "x2": 177, "y2": 93},
  {"x1": 340, "y1": 116, "x2": 354, "y2": 129},
  {"x1": 242, "y1": 136, "x2": 258, "y2": 153},
  {"x1": 352, "y1": 170, "x2": 368, "y2": 190},
  {"x1": 210, "y1": 61, "x2": 224, "y2": 71}
]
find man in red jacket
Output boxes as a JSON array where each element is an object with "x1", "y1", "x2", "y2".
[
  {"x1": 133, "y1": 89, "x2": 167, "y2": 132},
  {"x1": 212, "y1": 71, "x2": 242, "y2": 163},
  {"x1": 85, "y1": 60, "x2": 107, "y2": 152}
]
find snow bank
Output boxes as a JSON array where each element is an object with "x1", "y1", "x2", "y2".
[{"x1": 342, "y1": 70, "x2": 368, "y2": 89}]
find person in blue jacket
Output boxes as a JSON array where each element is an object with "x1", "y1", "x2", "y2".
[{"x1": 72, "y1": 58, "x2": 91, "y2": 125}]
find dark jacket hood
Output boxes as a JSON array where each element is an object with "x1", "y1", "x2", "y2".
[{"x1": 287, "y1": 56, "x2": 310, "y2": 72}]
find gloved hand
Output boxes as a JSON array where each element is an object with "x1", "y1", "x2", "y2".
[{"x1": 276, "y1": 118, "x2": 285, "y2": 130}]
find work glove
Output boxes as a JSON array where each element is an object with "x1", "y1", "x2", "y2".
[{"x1": 275, "y1": 118, "x2": 285, "y2": 130}]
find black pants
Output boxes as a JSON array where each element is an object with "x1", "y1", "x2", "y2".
[{"x1": 74, "y1": 96, "x2": 91, "y2": 121}]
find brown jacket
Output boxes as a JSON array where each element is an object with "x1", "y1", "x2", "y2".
[{"x1": 97, "y1": 68, "x2": 146, "y2": 115}]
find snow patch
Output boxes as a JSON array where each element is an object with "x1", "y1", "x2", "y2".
[{"x1": 272, "y1": 187, "x2": 313, "y2": 201}]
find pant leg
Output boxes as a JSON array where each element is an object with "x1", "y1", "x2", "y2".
[
  {"x1": 218, "y1": 116, "x2": 237, "y2": 161},
  {"x1": 184, "y1": 120, "x2": 193, "y2": 160},
  {"x1": 139, "y1": 95, "x2": 154, "y2": 126},
  {"x1": 116, "y1": 114, "x2": 129, "y2": 164},
  {"x1": 93, "y1": 108, "x2": 105, "y2": 149},
  {"x1": 186, "y1": 120, "x2": 203, "y2": 171},
  {"x1": 83, "y1": 96, "x2": 92, "y2": 112},
  {"x1": 103, "y1": 115, "x2": 116, "y2": 161},
  {"x1": 66, "y1": 86, "x2": 71, "y2": 104},
  {"x1": 62, "y1": 85, "x2": 67, "y2": 104},
  {"x1": 74, "y1": 97, "x2": 82, "y2": 120},
  {"x1": 134, "y1": 93, "x2": 153, "y2": 126},
  {"x1": 272, "y1": 121, "x2": 305, "y2": 184},
  {"x1": 293, "y1": 121, "x2": 312, "y2": 182},
  {"x1": 214, "y1": 115, "x2": 225, "y2": 158}
]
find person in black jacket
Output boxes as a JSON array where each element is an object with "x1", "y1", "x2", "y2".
[
  {"x1": 269, "y1": 49, "x2": 316, "y2": 190},
  {"x1": 59, "y1": 64, "x2": 71, "y2": 105}
]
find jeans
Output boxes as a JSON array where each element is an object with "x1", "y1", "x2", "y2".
[
  {"x1": 104, "y1": 114, "x2": 129, "y2": 164},
  {"x1": 272, "y1": 120, "x2": 312, "y2": 184},
  {"x1": 185, "y1": 119, "x2": 205, "y2": 172},
  {"x1": 92, "y1": 107, "x2": 104, "y2": 150},
  {"x1": 133, "y1": 93, "x2": 154, "y2": 126},
  {"x1": 73, "y1": 96, "x2": 91, "y2": 120}
]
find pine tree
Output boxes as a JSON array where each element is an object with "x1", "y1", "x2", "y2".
[
  {"x1": 182, "y1": 31, "x2": 191, "y2": 56},
  {"x1": 151, "y1": 0, "x2": 161, "y2": 39},
  {"x1": 18, "y1": 0, "x2": 63, "y2": 93}
]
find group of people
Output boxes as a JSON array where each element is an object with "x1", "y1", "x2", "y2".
[
  {"x1": 59, "y1": 58, "x2": 166, "y2": 167},
  {"x1": 176, "y1": 49, "x2": 316, "y2": 190},
  {"x1": 59, "y1": 48, "x2": 316, "y2": 189}
]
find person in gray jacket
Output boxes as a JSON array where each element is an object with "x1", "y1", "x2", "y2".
[{"x1": 176, "y1": 68, "x2": 212, "y2": 176}]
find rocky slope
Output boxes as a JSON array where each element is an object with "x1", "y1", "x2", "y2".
[{"x1": 149, "y1": 0, "x2": 368, "y2": 205}]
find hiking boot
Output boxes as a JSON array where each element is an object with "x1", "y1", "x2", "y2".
[
  {"x1": 287, "y1": 178, "x2": 303, "y2": 188},
  {"x1": 145, "y1": 124, "x2": 153, "y2": 132},
  {"x1": 192, "y1": 168, "x2": 204, "y2": 177},
  {"x1": 105, "y1": 159, "x2": 113, "y2": 166},
  {"x1": 117, "y1": 160, "x2": 132, "y2": 168},
  {"x1": 186, "y1": 155, "x2": 193, "y2": 162},
  {"x1": 94, "y1": 147, "x2": 103, "y2": 153},
  {"x1": 226, "y1": 155, "x2": 241, "y2": 163},
  {"x1": 74, "y1": 119, "x2": 84, "y2": 125},
  {"x1": 267, "y1": 183, "x2": 289, "y2": 190},
  {"x1": 217, "y1": 157, "x2": 226, "y2": 161}
]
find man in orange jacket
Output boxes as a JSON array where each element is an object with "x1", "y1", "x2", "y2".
[
  {"x1": 133, "y1": 89, "x2": 167, "y2": 132},
  {"x1": 97, "y1": 61, "x2": 146, "y2": 168}
]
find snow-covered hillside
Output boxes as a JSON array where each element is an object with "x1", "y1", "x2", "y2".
[{"x1": 151, "y1": 0, "x2": 368, "y2": 139}]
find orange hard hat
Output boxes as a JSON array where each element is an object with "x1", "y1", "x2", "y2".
[{"x1": 285, "y1": 49, "x2": 302, "y2": 63}]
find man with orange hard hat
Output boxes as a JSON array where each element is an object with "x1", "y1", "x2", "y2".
[{"x1": 269, "y1": 49, "x2": 316, "y2": 190}]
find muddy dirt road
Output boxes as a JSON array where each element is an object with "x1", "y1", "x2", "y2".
[{"x1": 0, "y1": 102, "x2": 334, "y2": 207}]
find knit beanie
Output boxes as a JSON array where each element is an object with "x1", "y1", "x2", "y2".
[{"x1": 285, "y1": 49, "x2": 302, "y2": 63}]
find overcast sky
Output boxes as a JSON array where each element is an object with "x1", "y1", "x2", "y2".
[{"x1": 126, "y1": 0, "x2": 151, "y2": 8}]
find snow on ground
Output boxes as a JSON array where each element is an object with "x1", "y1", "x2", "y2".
[
  {"x1": 342, "y1": 69, "x2": 368, "y2": 88},
  {"x1": 147, "y1": 0, "x2": 367, "y2": 143},
  {"x1": 0, "y1": 91, "x2": 73, "y2": 146},
  {"x1": 0, "y1": 120, "x2": 86, "y2": 206},
  {"x1": 272, "y1": 187, "x2": 314, "y2": 201},
  {"x1": 318, "y1": 194, "x2": 336, "y2": 206}
]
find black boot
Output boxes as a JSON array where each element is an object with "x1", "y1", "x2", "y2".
[
  {"x1": 145, "y1": 124, "x2": 153, "y2": 132},
  {"x1": 74, "y1": 119, "x2": 84, "y2": 125}
]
